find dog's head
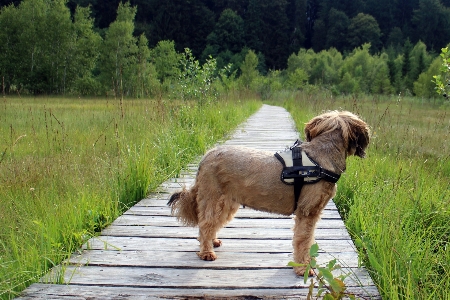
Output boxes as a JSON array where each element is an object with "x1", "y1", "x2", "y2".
[{"x1": 304, "y1": 111, "x2": 370, "y2": 158}]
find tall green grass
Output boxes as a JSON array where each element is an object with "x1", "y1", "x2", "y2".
[
  {"x1": 281, "y1": 92, "x2": 450, "y2": 299},
  {"x1": 0, "y1": 96, "x2": 261, "y2": 299}
]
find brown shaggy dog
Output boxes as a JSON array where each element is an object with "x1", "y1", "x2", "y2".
[{"x1": 168, "y1": 111, "x2": 370, "y2": 276}]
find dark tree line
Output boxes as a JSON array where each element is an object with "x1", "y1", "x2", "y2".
[
  {"x1": 0, "y1": 0, "x2": 448, "y2": 98},
  {"x1": 2, "y1": 0, "x2": 450, "y2": 70}
]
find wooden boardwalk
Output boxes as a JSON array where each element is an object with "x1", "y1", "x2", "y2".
[{"x1": 19, "y1": 105, "x2": 380, "y2": 299}]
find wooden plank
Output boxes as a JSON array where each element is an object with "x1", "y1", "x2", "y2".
[
  {"x1": 18, "y1": 284, "x2": 382, "y2": 299},
  {"x1": 42, "y1": 266, "x2": 375, "y2": 288},
  {"x1": 100, "y1": 225, "x2": 352, "y2": 240},
  {"x1": 82, "y1": 237, "x2": 359, "y2": 253},
  {"x1": 136, "y1": 196, "x2": 341, "y2": 211},
  {"x1": 124, "y1": 206, "x2": 342, "y2": 219},
  {"x1": 68, "y1": 250, "x2": 360, "y2": 268},
  {"x1": 111, "y1": 214, "x2": 347, "y2": 229}
]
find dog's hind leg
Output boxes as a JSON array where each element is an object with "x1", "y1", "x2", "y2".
[{"x1": 196, "y1": 194, "x2": 239, "y2": 261}]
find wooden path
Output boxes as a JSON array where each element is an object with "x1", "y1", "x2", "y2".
[{"x1": 19, "y1": 105, "x2": 380, "y2": 299}]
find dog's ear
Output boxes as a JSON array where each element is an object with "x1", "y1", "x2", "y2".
[
  {"x1": 304, "y1": 115, "x2": 327, "y2": 142},
  {"x1": 340, "y1": 112, "x2": 370, "y2": 158}
]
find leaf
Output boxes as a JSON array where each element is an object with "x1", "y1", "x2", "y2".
[
  {"x1": 329, "y1": 278, "x2": 346, "y2": 294},
  {"x1": 318, "y1": 267, "x2": 334, "y2": 282},
  {"x1": 309, "y1": 243, "x2": 319, "y2": 257},
  {"x1": 304, "y1": 265, "x2": 311, "y2": 284},
  {"x1": 287, "y1": 261, "x2": 305, "y2": 267},
  {"x1": 323, "y1": 293, "x2": 335, "y2": 300},
  {"x1": 367, "y1": 249, "x2": 383, "y2": 272},
  {"x1": 310, "y1": 257, "x2": 317, "y2": 268},
  {"x1": 327, "y1": 259, "x2": 337, "y2": 269}
]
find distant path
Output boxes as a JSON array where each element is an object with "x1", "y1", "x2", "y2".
[{"x1": 18, "y1": 104, "x2": 380, "y2": 299}]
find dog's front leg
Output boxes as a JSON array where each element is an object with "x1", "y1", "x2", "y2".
[{"x1": 292, "y1": 214, "x2": 320, "y2": 276}]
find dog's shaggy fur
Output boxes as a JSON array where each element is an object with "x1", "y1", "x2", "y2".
[{"x1": 168, "y1": 111, "x2": 370, "y2": 276}]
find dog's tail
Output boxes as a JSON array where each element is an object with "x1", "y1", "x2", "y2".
[{"x1": 167, "y1": 187, "x2": 199, "y2": 226}]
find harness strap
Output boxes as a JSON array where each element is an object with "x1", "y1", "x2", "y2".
[
  {"x1": 275, "y1": 139, "x2": 341, "y2": 214},
  {"x1": 292, "y1": 146, "x2": 303, "y2": 212}
]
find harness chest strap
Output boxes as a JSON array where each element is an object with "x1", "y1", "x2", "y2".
[{"x1": 274, "y1": 140, "x2": 341, "y2": 212}]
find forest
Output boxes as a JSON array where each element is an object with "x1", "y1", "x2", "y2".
[{"x1": 0, "y1": 0, "x2": 450, "y2": 98}]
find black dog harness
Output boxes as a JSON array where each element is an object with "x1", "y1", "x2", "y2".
[{"x1": 274, "y1": 140, "x2": 341, "y2": 211}]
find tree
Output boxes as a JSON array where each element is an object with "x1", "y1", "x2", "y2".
[
  {"x1": 347, "y1": 13, "x2": 382, "y2": 53},
  {"x1": 286, "y1": 0, "x2": 307, "y2": 53},
  {"x1": 149, "y1": 0, "x2": 215, "y2": 57},
  {"x1": 206, "y1": 9, "x2": 245, "y2": 54},
  {"x1": 0, "y1": 3, "x2": 21, "y2": 93},
  {"x1": 244, "y1": 0, "x2": 264, "y2": 54},
  {"x1": 240, "y1": 50, "x2": 259, "y2": 89},
  {"x1": 325, "y1": 9, "x2": 350, "y2": 53},
  {"x1": 12, "y1": 0, "x2": 76, "y2": 94},
  {"x1": 98, "y1": 1, "x2": 138, "y2": 96},
  {"x1": 370, "y1": 53, "x2": 394, "y2": 94},
  {"x1": 415, "y1": 56, "x2": 443, "y2": 98},
  {"x1": 70, "y1": 5, "x2": 102, "y2": 95},
  {"x1": 339, "y1": 43, "x2": 373, "y2": 93},
  {"x1": 310, "y1": 18, "x2": 327, "y2": 52},
  {"x1": 401, "y1": 39, "x2": 414, "y2": 91},
  {"x1": 386, "y1": 27, "x2": 404, "y2": 52},
  {"x1": 364, "y1": 0, "x2": 397, "y2": 44},
  {"x1": 412, "y1": 0, "x2": 450, "y2": 50},
  {"x1": 133, "y1": 34, "x2": 158, "y2": 98},
  {"x1": 152, "y1": 40, "x2": 180, "y2": 84}
]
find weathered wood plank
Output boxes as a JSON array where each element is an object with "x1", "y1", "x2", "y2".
[
  {"x1": 18, "y1": 284, "x2": 381, "y2": 299},
  {"x1": 111, "y1": 214, "x2": 347, "y2": 229},
  {"x1": 82, "y1": 236, "x2": 359, "y2": 253},
  {"x1": 42, "y1": 266, "x2": 375, "y2": 288},
  {"x1": 68, "y1": 249, "x2": 360, "y2": 268},
  {"x1": 124, "y1": 206, "x2": 342, "y2": 219},
  {"x1": 100, "y1": 225, "x2": 352, "y2": 240},
  {"x1": 136, "y1": 196, "x2": 340, "y2": 211}
]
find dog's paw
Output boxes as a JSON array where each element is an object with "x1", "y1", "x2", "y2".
[
  {"x1": 197, "y1": 251, "x2": 217, "y2": 261},
  {"x1": 294, "y1": 266, "x2": 315, "y2": 277},
  {"x1": 212, "y1": 239, "x2": 222, "y2": 247}
]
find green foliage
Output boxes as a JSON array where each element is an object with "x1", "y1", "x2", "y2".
[
  {"x1": 432, "y1": 47, "x2": 450, "y2": 98},
  {"x1": 205, "y1": 8, "x2": 245, "y2": 54},
  {"x1": 415, "y1": 56, "x2": 443, "y2": 98},
  {"x1": 240, "y1": 49, "x2": 259, "y2": 89},
  {"x1": 286, "y1": 68, "x2": 309, "y2": 89},
  {"x1": 98, "y1": 2, "x2": 138, "y2": 97},
  {"x1": 176, "y1": 48, "x2": 219, "y2": 106},
  {"x1": 347, "y1": 13, "x2": 382, "y2": 53},
  {"x1": 0, "y1": 0, "x2": 98, "y2": 94},
  {"x1": 412, "y1": 0, "x2": 450, "y2": 50},
  {"x1": 152, "y1": 40, "x2": 180, "y2": 84},
  {"x1": 325, "y1": 8, "x2": 350, "y2": 53},
  {"x1": 288, "y1": 244, "x2": 354, "y2": 300}
]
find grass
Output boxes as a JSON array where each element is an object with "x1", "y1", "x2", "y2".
[
  {"x1": 279, "y1": 92, "x2": 450, "y2": 299},
  {"x1": 0, "y1": 96, "x2": 261, "y2": 299}
]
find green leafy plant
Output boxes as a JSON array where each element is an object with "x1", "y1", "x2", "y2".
[
  {"x1": 432, "y1": 46, "x2": 450, "y2": 98},
  {"x1": 288, "y1": 243, "x2": 357, "y2": 300},
  {"x1": 176, "y1": 48, "x2": 218, "y2": 106}
]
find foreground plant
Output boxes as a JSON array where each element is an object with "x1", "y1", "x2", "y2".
[{"x1": 289, "y1": 243, "x2": 367, "y2": 300}]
